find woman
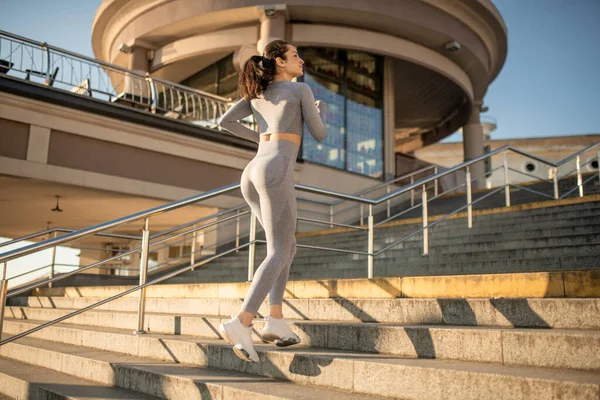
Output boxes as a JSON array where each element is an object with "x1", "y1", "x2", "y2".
[{"x1": 217, "y1": 40, "x2": 327, "y2": 363}]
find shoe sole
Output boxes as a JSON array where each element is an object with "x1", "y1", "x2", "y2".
[
  {"x1": 261, "y1": 331, "x2": 301, "y2": 347},
  {"x1": 219, "y1": 323, "x2": 258, "y2": 363}
]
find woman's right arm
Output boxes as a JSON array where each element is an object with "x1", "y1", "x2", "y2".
[
  {"x1": 299, "y1": 83, "x2": 327, "y2": 142},
  {"x1": 218, "y1": 98, "x2": 261, "y2": 143}
]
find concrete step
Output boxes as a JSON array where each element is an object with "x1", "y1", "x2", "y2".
[
  {"x1": 322, "y1": 205, "x2": 600, "y2": 233},
  {"x1": 302, "y1": 214, "x2": 600, "y2": 243},
  {"x1": 2, "y1": 324, "x2": 600, "y2": 399},
  {"x1": 254, "y1": 235, "x2": 600, "y2": 261},
  {"x1": 271, "y1": 256, "x2": 600, "y2": 281},
  {"x1": 28, "y1": 270, "x2": 600, "y2": 300},
  {"x1": 0, "y1": 356, "x2": 159, "y2": 399},
  {"x1": 4, "y1": 311, "x2": 600, "y2": 371},
  {"x1": 7, "y1": 295, "x2": 600, "y2": 329},
  {"x1": 314, "y1": 224, "x2": 600, "y2": 246},
  {"x1": 0, "y1": 335, "x2": 386, "y2": 400},
  {"x1": 193, "y1": 243, "x2": 600, "y2": 275},
  {"x1": 299, "y1": 222, "x2": 600, "y2": 249},
  {"x1": 200, "y1": 240, "x2": 600, "y2": 275}
]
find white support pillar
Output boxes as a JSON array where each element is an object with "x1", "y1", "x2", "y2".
[
  {"x1": 257, "y1": 7, "x2": 287, "y2": 55},
  {"x1": 462, "y1": 101, "x2": 486, "y2": 190},
  {"x1": 123, "y1": 46, "x2": 150, "y2": 96},
  {"x1": 26, "y1": 125, "x2": 50, "y2": 164}
]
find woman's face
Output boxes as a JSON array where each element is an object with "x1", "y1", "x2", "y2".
[{"x1": 276, "y1": 45, "x2": 304, "y2": 79}]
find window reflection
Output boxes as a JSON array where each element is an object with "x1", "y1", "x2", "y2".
[
  {"x1": 300, "y1": 47, "x2": 384, "y2": 179},
  {"x1": 302, "y1": 73, "x2": 345, "y2": 170},
  {"x1": 179, "y1": 48, "x2": 385, "y2": 179}
]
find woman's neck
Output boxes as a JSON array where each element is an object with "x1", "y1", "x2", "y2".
[{"x1": 271, "y1": 74, "x2": 294, "y2": 83}]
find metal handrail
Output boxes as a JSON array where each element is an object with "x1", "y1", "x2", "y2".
[
  {"x1": 2, "y1": 141, "x2": 598, "y2": 269},
  {"x1": 0, "y1": 30, "x2": 229, "y2": 102},
  {"x1": 2, "y1": 201, "x2": 256, "y2": 291},
  {"x1": 0, "y1": 139, "x2": 598, "y2": 346},
  {"x1": 0, "y1": 30, "x2": 234, "y2": 125},
  {"x1": 0, "y1": 228, "x2": 140, "y2": 250}
]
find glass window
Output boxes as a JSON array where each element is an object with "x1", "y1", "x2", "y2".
[
  {"x1": 303, "y1": 73, "x2": 345, "y2": 170},
  {"x1": 300, "y1": 47, "x2": 384, "y2": 179},
  {"x1": 183, "y1": 54, "x2": 238, "y2": 99},
  {"x1": 183, "y1": 63, "x2": 218, "y2": 94},
  {"x1": 168, "y1": 246, "x2": 180, "y2": 259}
]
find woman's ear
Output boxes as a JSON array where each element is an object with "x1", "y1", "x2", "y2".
[{"x1": 276, "y1": 57, "x2": 286, "y2": 68}]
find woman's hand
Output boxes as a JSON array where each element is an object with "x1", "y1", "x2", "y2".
[{"x1": 315, "y1": 100, "x2": 324, "y2": 112}]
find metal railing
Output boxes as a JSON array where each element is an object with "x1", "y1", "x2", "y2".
[
  {"x1": 0, "y1": 142, "x2": 598, "y2": 345},
  {"x1": 0, "y1": 30, "x2": 233, "y2": 127},
  {"x1": 2, "y1": 162, "x2": 444, "y2": 289}
]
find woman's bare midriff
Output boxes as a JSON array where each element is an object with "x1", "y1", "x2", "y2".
[{"x1": 260, "y1": 133, "x2": 301, "y2": 146}]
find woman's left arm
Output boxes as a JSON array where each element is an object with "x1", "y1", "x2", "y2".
[{"x1": 218, "y1": 98, "x2": 260, "y2": 143}]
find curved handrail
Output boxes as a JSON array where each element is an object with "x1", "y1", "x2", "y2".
[{"x1": 0, "y1": 30, "x2": 230, "y2": 103}]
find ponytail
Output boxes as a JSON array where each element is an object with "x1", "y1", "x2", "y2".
[{"x1": 238, "y1": 40, "x2": 290, "y2": 100}]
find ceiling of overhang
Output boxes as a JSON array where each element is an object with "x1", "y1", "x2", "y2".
[{"x1": 393, "y1": 57, "x2": 466, "y2": 130}]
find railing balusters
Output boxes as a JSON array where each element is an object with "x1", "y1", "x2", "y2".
[
  {"x1": 367, "y1": 204, "x2": 374, "y2": 279},
  {"x1": 422, "y1": 185, "x2": 428, "y2": 255},
  {"x1": 134, "y1": 218, "x2": 151, "y2": 335},
  {"x1": 576, "y1": 155, "x2": 583, "y2": 197},
  {"x1": 248, "y1": 211, "x2": 257, "y2": 282},
  {"x1": 466, "y1": 166, "x2": 472, "y2": 228}
]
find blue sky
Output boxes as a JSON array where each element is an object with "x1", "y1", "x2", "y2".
[{"x1": 0, "y1": 0, "x2": 598, "y2": 142}]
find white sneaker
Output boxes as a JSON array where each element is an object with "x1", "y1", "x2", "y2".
[
  {"x1": 219, "y1": 315, "x2": 259, "y2": 363},
  {"x1": 260, "y1": 316, "x2": 301, "y2": 347}
]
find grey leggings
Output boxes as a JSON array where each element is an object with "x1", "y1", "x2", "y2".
[{"x1": 240, "y1": 139, "x2": 299, "y2": 315}]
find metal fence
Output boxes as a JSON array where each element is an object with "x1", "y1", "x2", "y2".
[{"x1": 0, "y1": 30, "x2": 235, "y2": 127}]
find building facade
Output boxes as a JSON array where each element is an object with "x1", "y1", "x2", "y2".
[
  {"x1": 0, "y1": 1, "x2": 509, "y2": 279},
  {"x1": 92, "y1": 0, "x2": 508, "y2": 185}
]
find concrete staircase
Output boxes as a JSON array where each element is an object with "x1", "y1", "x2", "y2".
[
  {"x1": 1, "y1": 186, "x2": 599, "y2": 398},
  {"x1": 1, "y1": 270, "x2": 600, "y2": 399},
  {"x1": 167, "y1": 194, "x2": 600, "y2": 284}
]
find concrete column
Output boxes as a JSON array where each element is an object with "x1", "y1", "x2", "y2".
[
  {"x1": 462, "y1": 102, "x2": 486, "y2": 190},
  {"x1": 26, "y1": 125, "x2": 50, "y2": 164},
  {"x1": 257, "y1": 9, "x2": 287, "y2": 54},
  {"x1": 124, "y1": 46, "x2": 150, "y2": 96},
  {"x1": 383, "y1": 57, "x2": 396, "y2": 181},
  {"x1": 128, "y1": 47, "x2": 149, "y2": 72}
]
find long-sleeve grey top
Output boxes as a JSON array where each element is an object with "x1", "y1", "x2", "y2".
[{"x1": 218, "y1": 81, "x2": 327, "y2": 144}]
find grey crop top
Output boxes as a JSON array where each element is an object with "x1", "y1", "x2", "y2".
[{"x1": 218, "y1": 81, "x2": 327, "y2": 144}]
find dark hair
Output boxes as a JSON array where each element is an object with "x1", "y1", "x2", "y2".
[{"x1": 239, "y1": 40, "x2": 290, "y2": 100}]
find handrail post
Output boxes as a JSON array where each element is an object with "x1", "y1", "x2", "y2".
[
  {"x1": 410, "y1": 176, "x2": 415, "y2": 207},
  {"x1": 434, "y1": 167, "x2": 439, "y2": 197},
  {"x1": 42, "y1": 42, "x2": 50, "y2": 82},
  {"x1": 597, "y1": 150, "x2": 600, "y2": 186},
  {"x1": 248, "y1": 210, "x2": 257, "y2": 282},
  {"x1": 553, "y1": 167, "x2": 559, "y2": 200},
  {"x1": 0, "y1": 262, "x2": 8, "y2": 342},
  {"x1": 190, "y1": 225, "x2": 197, "y2": 270},
  {"x1": 329, "y1": 205, "x2": 334, "y2": 228},
  {"x1": 360, "y1": 203, "x2": 364, "y2": 226},
  {"x1": 367, "y1": 204, "x2": 374, "y2": 279},
  {"x1": 134, "y1": 218, "x2": 150, "y2": 335},
  {"x1": 504, "y1": 152, "x2": 511, "y2": 207},
  {"x1": 49, "y1": 231, "x2": 58, "y2": 288},
  {"x1": 466, "y1": 166, "x2": 473, "y2": 228},
  {"x1": 147, "y1": 73, "x2": 157, "y2": 114},
  {"x1": 236, "y1": 210, "x2": 241, "y2": 253},
  {"x1": 422, "y1": 185, "x2": 428, "y2": 255},
  {"x1": 576, "y1": 155, "x2": 583, "y2": 197},
  {"x1": 386, "y1": 185, "x2": 391, "y2": 218}
]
